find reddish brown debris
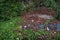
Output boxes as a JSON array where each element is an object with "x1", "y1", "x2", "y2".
[
  {"x1": 20, "y1": 7, "x2": 57, "y2": 31},
  {"x1": 22, "y1": 7, "x2": 56, "y2": 17}
]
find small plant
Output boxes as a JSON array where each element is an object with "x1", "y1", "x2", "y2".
[{"x1": 0, "y1": 17, "x2": 22, "y2": 40}]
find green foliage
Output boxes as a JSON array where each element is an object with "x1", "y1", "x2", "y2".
[
  {"x1": 55, "y1": 33, "x2": 60, "y2": 40},
  {"x1": 0, "y1": 0, "x2": 24, "y2": 21},
  {"x1": 43, "y1": 0, "x2": 57, "y2": 8},
  {"x1": 0, "y1": 17, "x2": 22, "y2": 40},
  {"x1": 21, "y1": 29, "x2": 36, "y2": 40},
  {"x1": 17, "y1": 29, "x2": 47, "y2": 40},
  {"x1": 0, "y1": 29, "x2": 17, "y2": 40},
  {"x1": 56, "y1": 6, "x2": 60, "y2": 19},
  {"x1": 18, "y1": 29, "x2": 60, "y2": 40}
]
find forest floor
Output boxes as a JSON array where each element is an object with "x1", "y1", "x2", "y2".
[{"x1": 19, "y1": 7, "x2": 60, "y2": 40}]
